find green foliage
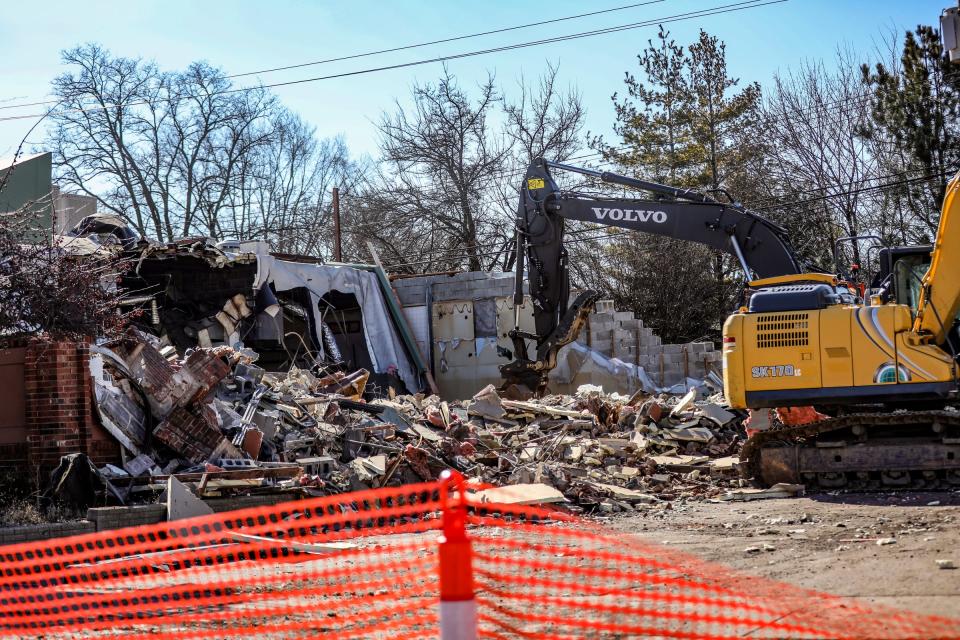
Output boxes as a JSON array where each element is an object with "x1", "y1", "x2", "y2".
[
  {"x1": 601, "y1": 235, "x2": 737, "y2": 344},
  {"x1": 597, "y1": 27, "x2": 761, "y2": 190},
  {"x1": 588, "y1": 28, "x2": 760, "y2": 342},
  {"x1": 861, "y1": 25, "x2": 960, "y2": 239}
]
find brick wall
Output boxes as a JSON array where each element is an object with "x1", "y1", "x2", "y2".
[
  {"x1": 113, "y1": 336, "x2": 229, "y2": 419},
  {"x1": 21, "y1": 340, "x2": 119, "y2": 476},
  {"x1": 153, "y1": 406, "x2": 225, "y2": 463}
]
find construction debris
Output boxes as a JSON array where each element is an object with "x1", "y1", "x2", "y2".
[
  {"x1": 166, "y1": 476, "x2": 214, "y2": 521},
  {"x1": 80, "y1": 332, "x2": 751, "y2": 514},
  {"x1": 721, "y1": 483, "x2": 806, "y2": 502}
]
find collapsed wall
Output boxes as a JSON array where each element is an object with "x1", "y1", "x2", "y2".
[
  {"x1": 581, "y1": 300, "x2": 722, "y2": 386},
  {"x1": 393, "y1": 271, "x2": 722, "y2": 399}
]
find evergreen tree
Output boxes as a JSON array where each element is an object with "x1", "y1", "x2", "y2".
[
  {"x1": 687, "y1": 30, "x2": 761, "y2": 191},
  {"x1": 587, "y1": 28, "x2": 760, "y2": 342},
  {"x1": 601, "y1": 26, "x2": 695, "y2": 184},
  {"x1": 862, "y1": 25, "x2": 960, "y2": 239}
]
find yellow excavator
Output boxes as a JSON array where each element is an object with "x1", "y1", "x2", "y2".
[{"x1": 503, "y1": 159, "x2": 960, "y2": 488}]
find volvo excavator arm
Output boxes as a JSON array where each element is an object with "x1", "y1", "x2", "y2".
[{"x1": 500, "y1": 158, "x2": 805, "y2": 395}]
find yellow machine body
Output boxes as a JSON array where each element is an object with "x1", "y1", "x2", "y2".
[{"x1": 723, "y1": 303, "x2": 956, "y2": 410}]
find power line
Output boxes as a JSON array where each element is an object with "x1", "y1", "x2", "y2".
[
  {"x1": 0, "y1": 0, "x2": 786, "y2": 124},
  {"x1": 744, "y1": 166, "x2": 955, "y2": 209},
  {"x1": 227, "y1": 1, "x2": 667, "y2": 80},
  {"x1": 381, "y1": 229, "x2": 625, "y2": 270},
  {"x1": 0, "y1": 1, "x2": 669, "y2": 113},
  {"x1": 754, "y1": 170, "x2": 955, "y2": 210}
]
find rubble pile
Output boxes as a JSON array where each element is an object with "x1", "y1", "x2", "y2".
[{"x1": 83, "y1": 329, "x2": 749, "y2": 514}]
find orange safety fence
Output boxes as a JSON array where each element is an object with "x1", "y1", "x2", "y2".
[{"x1": 0, "y1": 471, "x2": 955, "y2": 639}]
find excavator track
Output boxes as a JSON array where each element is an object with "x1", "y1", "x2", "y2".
[{"x1": 740, "y1": 410, "x2": 960, "y2": 490}]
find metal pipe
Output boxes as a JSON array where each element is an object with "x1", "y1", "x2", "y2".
[
  {"x1": 729, "y1": 235, "x2": 753, "y2": 281},
  {"x1": 543, "y1": 159, "x2": 715, "y2": 203}
]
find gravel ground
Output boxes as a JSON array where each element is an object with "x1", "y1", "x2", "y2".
[{"x1": 605, "y1": 490, "x2": 960, "y2": 620}]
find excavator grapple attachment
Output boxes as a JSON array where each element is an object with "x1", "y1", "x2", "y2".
[{"x1": 499, "y1": 290, "x2": 600, "y2": 396}]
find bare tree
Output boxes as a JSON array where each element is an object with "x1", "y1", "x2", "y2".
[
  {"x1": 495, "y1": 63, "x2": 588, "y2": 270},
  {"x1": 46, "y1": 45, "x2": 277, "y2": 241},
  {"x1": 503, "y1": 62, "x2": 585, "y2": 162},
  {"x1": 752, "y1": 50, "x2": 878, "y2": 270},
  {"x1": 370, "y1": 68, "x2": 509, "y2": 272},
  {"x1": 224, "y1": 113, "x2": 364, "y2": 257},
  {"x1": 0, "y1": 198, "x2": 128, "y2": 344}
]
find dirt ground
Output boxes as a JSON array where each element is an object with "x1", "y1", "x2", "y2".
[{"x1": 605, "y1": 490, "x2": 960, "y2": 620}]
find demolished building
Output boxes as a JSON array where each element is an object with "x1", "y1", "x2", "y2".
[
  {"x1": 119, "y1": 239, "x2": 426, "y2": 395},
  {"x1": 391, "y1": 271, "x2": 723, "y2": 399},
  {"x1": 0, "y1": 223, "x2": 742, "y2": 520}
]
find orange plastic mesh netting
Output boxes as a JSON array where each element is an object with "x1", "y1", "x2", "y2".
[{"x1": 0, "y1": 474, "x2": 957, "y2": 639}]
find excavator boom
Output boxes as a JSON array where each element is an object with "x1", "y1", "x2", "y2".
[{"x1": 502, "y1": 158, "x2": 807, "y2": 393}]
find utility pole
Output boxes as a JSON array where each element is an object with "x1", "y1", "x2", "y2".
[{"x1": 332, "y1": 186, "x2": 342, "y2": 262}]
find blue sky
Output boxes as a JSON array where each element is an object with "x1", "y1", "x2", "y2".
[{"x1": 0, "y1": 0, "x2": 948, "y2": 162}]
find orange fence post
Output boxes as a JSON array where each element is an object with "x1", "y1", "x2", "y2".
[{"x1": 438, "y1": 470, "x2": 477, "y2": 640}]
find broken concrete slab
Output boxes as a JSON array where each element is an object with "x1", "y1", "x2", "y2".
[
  {"x1": 699, "y1": 402, "x2": 737, "y2": 426},
  {"x1": 661, "y1": 425, "x2": 714, "y2": 443},
  {"x1": 359, "y1": 455, "x2": 388, "y2": 475},
  {"x1": 670, "y1": 389, "x2": 697, "y2": 417},
  {"x1": 123, "y1": 454, "x2": 156, "y2": 477},
  {"x1": 586, "y1": 482, "x2": 660, "y2": 503},
  {"x1": 501, "y1": 399, "x2": 590, "y2": 419},
  {"x1": 467, "y1": 384, "x2": 506, "y2": 419},
  {"x1": 721, "y1": 483, "x2": 804, "y2": 501},
  {"x1": 707, "y1": 456, "x2": 739, "y2": 472},
  {"x1": 475, "y1": 483, "x2": 567, "y2": 506},
  {"x1": 650, "y1": 454, "x2": 711, "y2": 469},
  {"x1": 166, "y1": 476, "x2": 214, "y2": 521}
]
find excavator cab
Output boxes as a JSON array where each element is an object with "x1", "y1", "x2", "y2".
[
  {"x1": 870, "y1": 245, "x2": 960, "y2": 355},
  {"x1": 871, "y1": 246, "x2": 933, "y2": 311}
]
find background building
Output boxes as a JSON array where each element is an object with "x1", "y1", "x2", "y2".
[{"x1": 0, "y1": 152, "x2": 98, "y2": 242}]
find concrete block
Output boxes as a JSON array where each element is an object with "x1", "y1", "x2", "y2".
[
  {"x1": 431, "y1": 283, "x2": 465, "y2": 300},
  {"x1": 613, "y1": 311, "x2": 635, "y2": 322},
  {"x1": 595, "y1": 299, "x2": 615, "y2": 313},
  {"x1": 613, "y1": 346, "x2": 635, "y2": 360},
  {"x1": 589, "y1": 320, "x2": 615, "y2": 333},
  {"x1": 590, "y1": 312, "x2": 615, "y2": 324},
  {"x1": 662, "y1": 343, "x2": 684, "y2": 354},
  {"x1": 86, "y1": 505, "x2": 166, "y2": 531},
  {"x1": 590, "y1": 329, "x2": 613, "y2": 343}
]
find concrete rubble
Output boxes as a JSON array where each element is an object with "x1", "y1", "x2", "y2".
[
  {"x1": 82, "y1": 328, "x2": 750, "y2": 514},
  {"x1": 33, "y1": 225, "x2": 750, "y2": 515}
]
